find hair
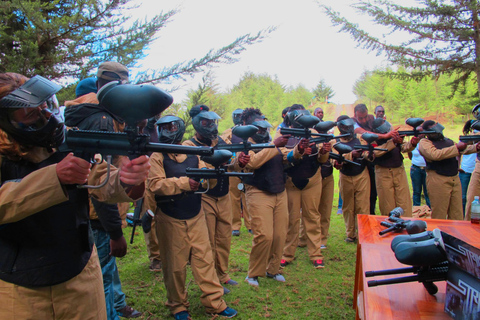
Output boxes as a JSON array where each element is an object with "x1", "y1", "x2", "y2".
[
  {"x1": 241, "y1": 108, "x2": 263, "y2": 125},
  {"x1": 281, "y1": 107, "x2": 290, "y2": 118},
  {"x1": 0, "y1": 73, "x2": 32, "y2": 159},
  {"x1": 374, "y1": 105, "x2": 384, "y2": 113},
  {"x1": 354, "y1": 103, "x2": 368, "y2": 114},
  {"x1": 422, "y1": 120, "x2": 436, "y2": 130},
  {"x1": 314, "y1": 107, "x2": 323, "y2": 113},
  {"x1": 336, "y1": 115, "x2": 350, "y2": 122},
  {"x1": 189, "y1": 104, "x2": 209, "y2": 118},
  {"x1": 463, "y1": 119, "x2": 474, "y2": 135},
  {"x1": 289, "y1": 104, "x2": 305, "y2": 111}
]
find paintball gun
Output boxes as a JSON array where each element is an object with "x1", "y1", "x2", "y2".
[
  {"x1": 217, "y1": 125, "x2": 275, "y2": 153},
  {"x1": 330, "y1": 142, "x2": 362, "y2": 166},
  {"x1": 366, "y1": 229, "x2": 448, "y2": 295},
  {"x1": 459, "y1": 120, "x2": 480, "y2": 143},
  {"x1": 309, "y1": 121, "x2": 350, "y2": 143},
  {"x1": 397, "y1": 118, "x2": 435, "y2": 136},
  {"x1": 185, "y1": 149, "x2": 253, "y2": 193},
  {"x1": 63, "y1": 81, "x2": 214, "y2": 189},
  {"x1": 379, "y1": 207, "x2": 428, "y2": 236},
  {"x1": 354, "y1": 133, "x2": 388, "y2": 160}
]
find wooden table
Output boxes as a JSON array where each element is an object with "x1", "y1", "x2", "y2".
[{"x1": 354, "y1": 214, "x2": 480, "y2": 320}]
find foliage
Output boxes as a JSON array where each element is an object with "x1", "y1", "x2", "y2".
[
  {"x1": 313, "y1": 79, "x2": 335, "y2": 102},
  {"x1": 0, "y1": 0, "x2": 273, "y2": 87},
  {"x1": 321, "y1": 0, "x2": 480, "y2": 97}
]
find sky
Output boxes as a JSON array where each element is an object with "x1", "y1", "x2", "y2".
[{"x1": 132, "y1": 0, "x2": 392, "y2": 105}]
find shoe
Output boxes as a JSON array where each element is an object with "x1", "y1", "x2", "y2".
[
  {"x1": 280, "y1": 259, "x2": 289, "y2": 268},
  {"x1": 116, "y1": 305, "x2": 142, "y2": 318},
  {"x1": 313, "y1": 259, "x2": 325, "y2": 269},
  {"x1": 337, "y1": 209, "x2": 343, "y2": 215},
  {"x1": 149, "y1": 259, "x2": 162, "y2": 272},
  {"x1": 345, "y1": 237, "x2": 357, "y2": 243},
  {"x1": 174, "y1": 310, "x2": 191, "y2": 320},
  {"x1": 232, "y1": 230, "x2": 240, "y2": 237},
  {"x1": 245, "y1": 276, "x2": 259, "y2": 287},
  {"x1": 266, "y1": 272, "x2": 286, "y2": 282},
  {"x1": 248, "y1": 229, "x2": 253, "y2": 234},
  {"x1": 223, "y1": 286, "x2": 230, "y2": 294},
  {"x1": 224, "y1": 279, "x2": 239, "y2": 285},
  {"x1": 320, "y1": 244, "x2": 327, "y2": 250},
  {"x1": 210, "y1": 306, "x2": 238, "y2": 318}
]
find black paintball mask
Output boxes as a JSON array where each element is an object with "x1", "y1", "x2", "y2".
[
  {"x1": 192, "y1": 110, "x2": 220, "y2": 140},
  {"x1": 0, "y1": 75, "x2": 64, "y2": 150},
  {"x1": 232, "y1": 108, "x2": 243, "y2": 126},
  {"x1": 156, "y1": 115, "x2": 185, "y2": 144},
  {"x1": 251, "y1": 119, "x2": 272, "y2": 143},
  {"x1": 337, "y1": 118, "x2": 355, "y2": 137},
  {"x1": 472, "y1": 104, "x2": 480, "y2": 121},
  {"x1": 287, "y1": 109, "x2": 311, "y2": 128},
  {"x1": 424, "y1": 121, "x2": 445, "y2": 141},
  {"x1": 372, "y1": 118, "x2": 392, "y2": 134}
]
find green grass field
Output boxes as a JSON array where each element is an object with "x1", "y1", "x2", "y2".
[{"x1": 117, "y1": 124, "x2": 462, "y2": 319}]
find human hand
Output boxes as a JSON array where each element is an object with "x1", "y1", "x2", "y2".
[
  {"x1": 238, "y1": 152, "x2": 250, "y2": 168},
  {"x1": 189, "y1": 178, "x2": 200, "y2": 191},
  {"x1": 110, "y1": 235, "x2": 127, "y2": 257},
  {"x1": 119, "y1": 155, "x2": 151, "y2": 187},
  {"x1": 274, "y1": 135, "x2": 290, "y2": 148},
  {"x1": 56, "y1": 153, "x2": 91, "y2": 185}
]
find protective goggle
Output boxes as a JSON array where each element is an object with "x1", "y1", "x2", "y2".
[
  {"x1": 473, "y1": 104, "x2": 480, "y2": 120},
  {"x1": 159, "y1": 121, "x2": 180, "y2": 132}
]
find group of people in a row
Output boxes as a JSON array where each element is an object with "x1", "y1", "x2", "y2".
[{"x1": 1, "y1": 62, "x2": 479, "y2": 320}]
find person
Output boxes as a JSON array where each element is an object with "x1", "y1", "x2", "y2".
[
  {"x1": 408, "y1": 144, "x2": 431, "y2": 208},
  {"x1": 279, "y1": 105, "x2": 330, "y2": 269},
  {"x1": 418, "y1": 120, "x2": 478, "y2": 220},
  {"x1": 239, "y1": 108, "x2": 290, "y2": 287},
  {"x1": 333, "y1": 115, "x2": 370, "y2": 242},
  {"x1": 372, "y1": 118, "x2": 418, "y2": 217},
  {"x1": 314, "y1": 107, "x2": 324, "y2": 121},
  {"x1": 64, "y1": 65, "x2": 143, "y2": 319},
  {"x1": 374, "y1": 105, "x2": 385, "y2": 119},
  {"x1": 0, "y1": 72, "x2": 150, "y2": 320},
  {"x1": 275, "y1": 106, "x2": 291, "y2": 131},
  {"x1": 221, "y1": 108, "x2": 251, "y2": 237},
  {"x1": 183, "y1": 105, "x2": 239, "y2": 288},
  {"x1": 146, "y1": 115, "x2": 239, "y2": 319},
  {"x1": 462, "y1": 106, "x2": 480, "y2": 221},
  {"x1": 459, "y1": 152, "x2": 476, "y2": 216}
]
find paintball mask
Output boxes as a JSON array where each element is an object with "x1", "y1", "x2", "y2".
[
  {"x1": 425, "y1": 122, "x2": 445, "y2": 140},
  {"x1": 0, "y1": 75, "x2": 65, "y2": 149},
  {"x1": 251, "y1": 119, "x2": 272, "y2": 143},
  {"x1": 156, "y1": 115, "x2": 185, "y2": 144},
  {"x1": 192, "y1": 111, "x2": 220, "y2": 140},
  {"x1": 472, "y1": 104, "x2": 480, "y2": 121},
  {"x1": 372, "y1": 118, "x2": 392, "y2": 134},
  {"x1": 232, "y1": 108, "x2": 243, "y2": 126},
  {"x1": 337, "y1": 118, "x2": 355, "y2": 137},
  {"x1": 286, "y1": 109, "x2": 311, "y2": 128}
]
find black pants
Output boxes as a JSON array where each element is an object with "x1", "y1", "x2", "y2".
[{"x1": 367, "y1": 161, "x2": 377, "y2": 215}]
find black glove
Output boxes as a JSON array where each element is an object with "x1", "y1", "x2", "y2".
[{"x1": 141, "y1": 209, "x2": 154, "y2": 233}]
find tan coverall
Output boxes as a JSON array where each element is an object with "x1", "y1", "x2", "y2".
[
  {"x1": 465, "y1": 160, "x2": 480, "y2": 221},
  {"x1": 221, "y1": 128, "x2": 251, "y2": 232},
  {"x1": 373, "y1": 139, "x2": 416, "y2": 217},
  {"x1": 336, "y1": 135, "x2": 371, "y2": 239},
  {"x1": 418, "y1": 138, "x2": 476, "y2": 220},
  {"x1": 147, "y1": 152, "x2": 226, "y2": 315},
  {"x1": 183, "y1": 137, "x2": 234, "y2": 283},
  {"x1": 279, "y1": 132, "x2": 329, "y2": 264},
  {"x1": 141, "y1": 189, "x2": 161, "y2": 263},
  {"x1": 241, "y1": 145, "x2": 288, "y2": 278},
  {"x1": 0, "y1": 150, "x2": 139, "y2": 320}
]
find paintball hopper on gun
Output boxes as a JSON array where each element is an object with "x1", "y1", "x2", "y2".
[
  {"x1": 218, "y1": 125, "x2": 275, "y2": 153},
  {"x1": 331, "y1": 142, "x2": 361, "y2": 166},
  {"x1": 97, "y1": 81, "x2": 173, "y2": 127},
  {"x1": 366, "y1": 229, "x2": 448, "y2": 295},
  {"x1": 398, "y1": 118, "x2": 435, "y2": 136},
  {"x1": 314, "y1": 121, "x2": 336, "y2": 133}
]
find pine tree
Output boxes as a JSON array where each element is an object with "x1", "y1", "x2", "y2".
[{"x1": 321, "y1": 0, "x2": 480, "y2": 98}]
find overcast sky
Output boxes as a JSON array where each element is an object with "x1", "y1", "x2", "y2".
[{"x1": 132, "y1": 0, "x2": 393, "y2": 105}]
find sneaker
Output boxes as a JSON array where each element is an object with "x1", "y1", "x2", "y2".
[
  {"x1": 245, "y1": 276, "x2": 259, "y2": 287},
  {"x1": 337, "y1": 208, "x2": 343, "y2": 215},
  {"x1": 149, "y1": 259, "x2": 162, "y2": 272},
  {"x1": 116, "y1": 305, "x2": 142, "y2": 318},
  {"x1": 313, "y1": 259, "x2": 325, "y2": 269},
  {"x1": 224, "y1": 279, "x2": 239, "y2": 285},
  {"x1": 210, "y1": 306, "x2": 238, "y2": 318},
  {"x1": 320, "y1": 244, "x2": 327, "y2": 250},
  {"x1": 345, "y1": 237, "x2": 357, "y2": 243},
  {"x1": 174, "y1": 310, "x2": 191, "y2": 320},
  {"x1": 223, "y1": 286, "x2": 230, "y2": 294},
  {"x1": 266, "y1": 272, "x2": 286, "y2": 282},
  {"x1": 232, "y1": 230, "x2": 240, "y2": 237},
  {"x1": 280, "y1": 259, "x2": 289, "y2": 268}
]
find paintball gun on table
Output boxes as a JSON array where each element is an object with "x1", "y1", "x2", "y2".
[
  {"x1": 63, "y1": 81, "x2": 214, "y2": 189},
  {"x1": 354, "y1": 133, "x2": 388, "y2": 160},
  {"x1": 185, "y1": 149, "x2": 253, "y2": 193},
  {"x1": 330, "y1": 142, "x2": 362, "y2": 166},
  {"x1": 379, "y1": 207, "x2": 428, "y2": 236},
  {"x1": 397, "y1": 118, "x2": 436, "y2": 136},
  {"x1": 366, "y1": 229, "x2": 448, "y2": 295},
  {"x1": 217, "y1": 125, "x2": 275, "y2": 153},
  {"x1": 459, "y1": 120, "x2": 480, "y2": 143}
]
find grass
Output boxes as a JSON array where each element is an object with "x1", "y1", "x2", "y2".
[{"x1": 117, "y1": 123, "x2": 461, "y2": 319}]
